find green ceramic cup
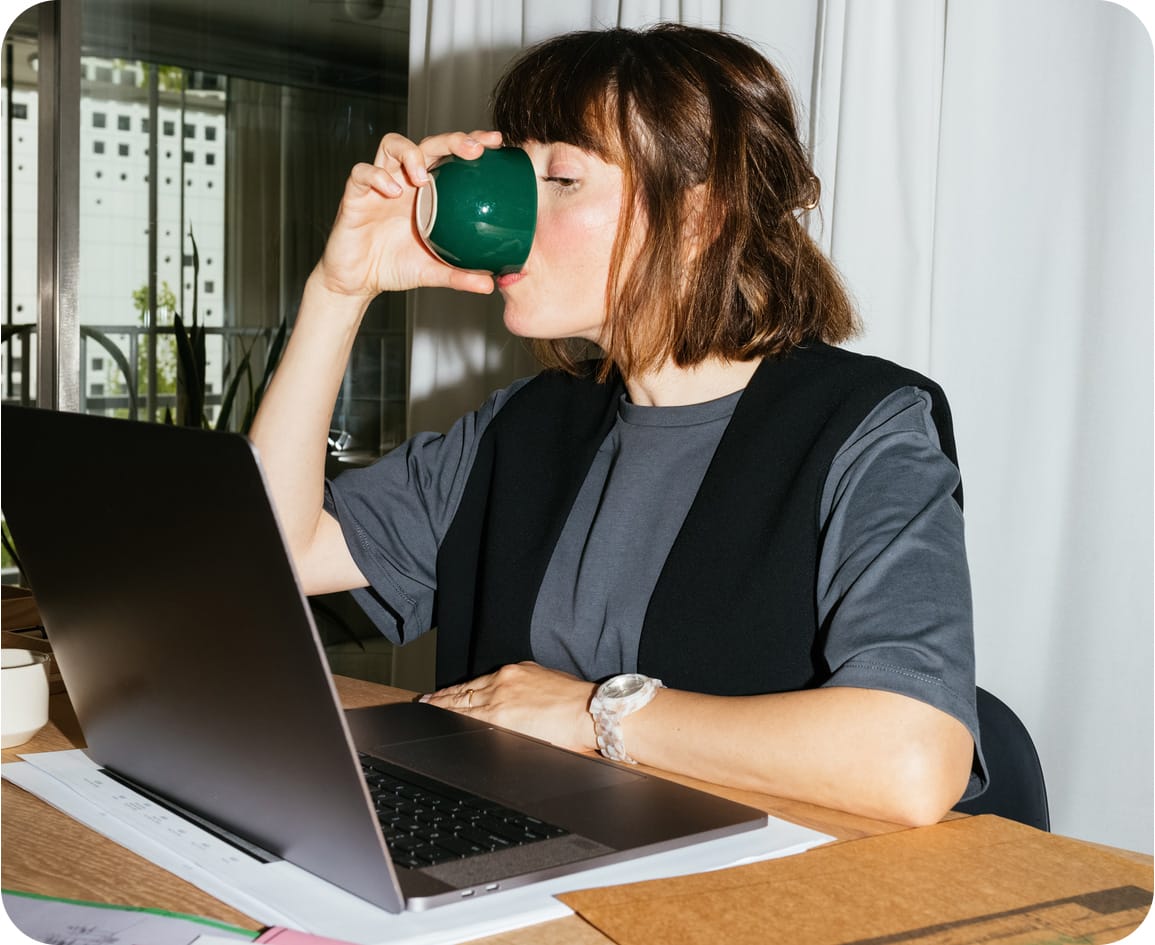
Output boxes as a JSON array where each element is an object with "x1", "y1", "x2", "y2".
[{"x1": 414, "y1": 147, "x2": 537, "y2": 275}]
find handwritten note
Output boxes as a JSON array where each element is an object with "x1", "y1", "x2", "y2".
[{"x1": 1, "y1": 890, "x2": 255, "y2": 945}]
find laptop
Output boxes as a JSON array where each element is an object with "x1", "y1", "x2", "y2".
[{"x1": 1, "y1": 405, "x2": 766, "y2": 913}]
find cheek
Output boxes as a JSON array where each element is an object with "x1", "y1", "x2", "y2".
[{"x1": 535, "y1": 199, "x2": 621, "y2": 270}]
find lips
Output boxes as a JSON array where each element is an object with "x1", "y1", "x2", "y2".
[{"x1": 496, "y1": 270, "x2": 527, "y2": 288}]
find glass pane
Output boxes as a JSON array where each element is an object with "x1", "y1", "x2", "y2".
[
  {"x1": 77, "y1": 58, "x2": 214, "y2": 423},
  {"x1": 68, "y1": 1, "x2": 409, "y2": 447},
  {"x1": 1, "y1": 12, "x2": 38, "y2": 408}
]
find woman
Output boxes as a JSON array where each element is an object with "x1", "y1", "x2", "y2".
[{"x1": 250, "y1": 24, "x2": 984, "y2": 826}]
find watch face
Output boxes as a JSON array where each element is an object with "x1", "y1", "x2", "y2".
[{"x1": 604, "y1": 674, "x2": 646, "y2": 699}]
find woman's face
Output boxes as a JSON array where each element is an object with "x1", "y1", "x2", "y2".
[{"x1": 496, "y1": 141, "x2": 626, "y2": 344}]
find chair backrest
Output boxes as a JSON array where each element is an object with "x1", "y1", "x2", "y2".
[{"x1": 954, "y1": 687, "x2": 1050, "y2": 831}]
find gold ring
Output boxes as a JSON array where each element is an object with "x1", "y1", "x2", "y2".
[{"x1": 466, "y1": 688, "x2": 474, "y2": 708}]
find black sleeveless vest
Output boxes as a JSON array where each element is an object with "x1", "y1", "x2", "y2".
[{"x1": 433, "y1": 342, "x2": 960, "y2": 694}]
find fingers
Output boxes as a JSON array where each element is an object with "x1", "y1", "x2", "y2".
[
  {"x1": 420, "y1": 681, "x2": 488, "y2": 714},
  {"x1": 347, "y1": 161, "x2": 403, "y2": 199},
  {"x1": 418, "y1": 662, "x2": 541, "y2": 711},
  {"x1": 439, "y1": 268, "x2": 496, "y2": 296},
  {"x1": 445, "y1": 686, "x2": 479, "y2": 710},
  {"x1": 361, "y1": 128, "x2": 505, "y2": 217},
  {"x1": 417, "y1": 664, "x2": 598, "y2": 752},
  {"x1": 373, "y1": 129, "x2": 504, "y2": 181},
  {"x1": 422, "y1": 129, "x2": 503, "y2": 161},
  {"x1": 422, "y1": 668, "x2": 494, "y2": 702},
  {"x1": 409, "y1": 256, "x2": 493, "y2": 296},
  {"x1": 367, "y1": 133, "x2": 424, "y2": 196}
]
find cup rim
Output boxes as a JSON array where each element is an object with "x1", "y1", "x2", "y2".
[
  {"x1": 1, "y1": 649, "x2": 51, "y2": 670},
  {"x1": 415, "y1": 173, "x2": 439, "y2": 238}
]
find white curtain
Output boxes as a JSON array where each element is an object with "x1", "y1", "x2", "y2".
[
  {"x1": 407, "y1": 0, "x2": 1153, "y2": 853},
  {"x1": 807, "y1": 0, "x2": 1153, "y2": 854}
]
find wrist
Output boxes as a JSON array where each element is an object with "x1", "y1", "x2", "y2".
[
  {"x1": 307, "y1": 264, "x2": 379, "y2": 307},
  {"x1": 589, "y1": 674, "x2": 664, "y2": 764},
  {"x1": 303, "y1": 269, "x2": 376, "y2": 320},
  {"x1": 578, "y1": 683, "x2": 600, "y2": 753}
]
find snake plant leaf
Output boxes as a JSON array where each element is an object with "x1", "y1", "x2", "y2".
[
  {"x1": 173, "y1": 310, "x2": 205, "y2": 428},
  {"x1": 215, "y1": 356, "x2": 253, "y2": 433},
  {"x1": 247, "y1": 317, "x2": 288, "y2": 428}
]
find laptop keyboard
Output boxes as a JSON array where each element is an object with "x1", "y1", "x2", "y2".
[{"x1": 358, "y1": 754, "x2": 570, "y2": 870}]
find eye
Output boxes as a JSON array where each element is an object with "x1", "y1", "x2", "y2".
[{"x1": 543, "y1": 176, "x2": 578, "y2": 189}]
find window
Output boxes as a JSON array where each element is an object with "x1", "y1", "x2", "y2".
[
  {"x1": 12, "y1": 103, "x2": 27, "y2": 119},
  {"x1": 9, "y1": 9, "x2": 408, "y2": 454}
]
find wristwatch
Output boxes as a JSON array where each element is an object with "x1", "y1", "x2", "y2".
[{"x1": 589, "y1": 673, "x2": 665, "y2": 764}]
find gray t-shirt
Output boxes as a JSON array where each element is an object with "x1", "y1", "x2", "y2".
[{"x1": 325, "y1": 377, "x2": 985, "y2": 795}]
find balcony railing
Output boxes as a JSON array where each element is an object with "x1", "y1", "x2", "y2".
[{"x1": 2, "y1": 321, "x2": 406, "y2": 453}]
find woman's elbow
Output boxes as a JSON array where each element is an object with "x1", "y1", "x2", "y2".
[{"x1": 885, "y1": 731, "x2": 975, "y2": 827}]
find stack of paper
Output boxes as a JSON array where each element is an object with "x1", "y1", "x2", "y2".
[{"x1": 3, "y1": 750, "x2": 833, "y2": 945}]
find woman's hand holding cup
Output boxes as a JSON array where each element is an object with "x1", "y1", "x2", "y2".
[{"x1": 314, "y1": 130, "x2": 505, "y2": 301}]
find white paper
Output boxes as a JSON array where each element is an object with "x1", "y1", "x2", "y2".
[
  {"x1": 4, "y1": 750, "x2": 833, "y2": 945},
  {"x1": 1, "y1": 890, "x2": 254, "y2": 945}
]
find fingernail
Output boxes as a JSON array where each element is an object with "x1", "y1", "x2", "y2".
[
  {"x1": 464, "y1": 137, "x2": 480, "y2": 148},
  {"x1": 384, "y1": 180, "x2": 402, "y2": 196},
  {"x1": 418, "y1": 694, "x2": 430, "y2": 703}
]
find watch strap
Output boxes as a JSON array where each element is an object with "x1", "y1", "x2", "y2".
[{"x1": 590, "y1": 675, "x2": 664, "y2": 764}]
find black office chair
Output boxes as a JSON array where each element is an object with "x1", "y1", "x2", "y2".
[{"x1": 953, "y1": 687, "x2": 1051, "y2": 831}]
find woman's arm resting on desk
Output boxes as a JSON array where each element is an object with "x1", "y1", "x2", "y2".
[
  {"x1": 423, "y1": 663, "x2": 974, "y2": 828},
  {"x1": 623, "y1": 683, "x2": 975, "y2": 827}
]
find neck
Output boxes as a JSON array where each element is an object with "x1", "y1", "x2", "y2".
[{"x1": 623, "y1": 357, "x2": 762, "y2": 407}]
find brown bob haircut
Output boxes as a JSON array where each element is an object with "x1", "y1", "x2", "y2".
[{"x1": 492, "y1": 23, "x2": 859, "y2": 379}]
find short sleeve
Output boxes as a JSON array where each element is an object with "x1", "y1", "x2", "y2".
[
  {"x1": 817, "y1": 386, "x2": 988, "y2": 800},
  {"x1": 324, "y1": 377, "x2": 532, "y2": 643}
]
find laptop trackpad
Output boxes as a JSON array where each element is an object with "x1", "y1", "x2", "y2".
[{"x1": 376, "y1": 729, "x2": 642, "y2": 806}]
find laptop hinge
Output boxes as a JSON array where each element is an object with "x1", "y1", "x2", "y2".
[{"x1": 100, "y1": 767, "x2": 282, "y2": 864}]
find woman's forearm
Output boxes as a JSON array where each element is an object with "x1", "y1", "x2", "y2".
[
  {"x1": 426, "y1": 664, "x2": 976, "y2": 827},
  {"x1": 621, "y1": 685, "x2": 975, "y2": 826},
  {"x1": 248, "y1": 271, "x2": 371, "y2": 588},
  {"x1": 248, "y1": 131, "x2": 499, "y2": 595}
]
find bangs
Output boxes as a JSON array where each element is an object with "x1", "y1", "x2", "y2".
[{"x1": 491, "y1": 32, "x2": 625, "y2": 159}]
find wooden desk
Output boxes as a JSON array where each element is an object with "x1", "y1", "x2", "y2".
[{"x1": 2, "y1": 675, "x2": 919, "y2": 944}]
